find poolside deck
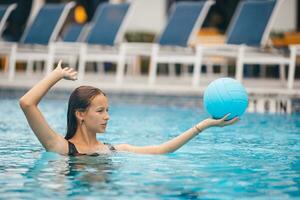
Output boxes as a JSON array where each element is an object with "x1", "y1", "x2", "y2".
[
  {"x1": 1, "y1": 71, "x2": 299, "y2": 114},
  {"x1": 0, "y1": 72, "x2": 299, "y2": 97}
]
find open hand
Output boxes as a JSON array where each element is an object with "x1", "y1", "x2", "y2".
[
  {"x1": 54, "y1": 60, "x2": 77, "y2": 80},
  {"x1": 199, "y1": 114, "x2": 239, "y2": 129}
]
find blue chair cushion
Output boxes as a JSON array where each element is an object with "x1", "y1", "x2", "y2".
[
  {"x1": 0, "y1": 6, "x2": 7, "y2": 20},
  {"x1": 23, "y1": 4, "x2": 65, "y2": 45},
  {"x1": 158, "y1": 2, "x2": 205, "y2": 47},
  {"x1": 63, "y1": 23, "x2": 84, "y2": 42},
  {"x1": 86, "y1": 3, "x2": 129, "y2": 46},
  {"x1": 226, "y1": 0, "x2": 276, "y2": 46}
]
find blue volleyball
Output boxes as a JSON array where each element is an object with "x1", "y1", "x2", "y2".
[{"x1": 203, "y1": 78, "x2": 248, "y2": 120}]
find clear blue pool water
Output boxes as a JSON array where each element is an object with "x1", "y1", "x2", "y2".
[{"x1": 0, "y1": 98, "x2": 299, "y2": 199}]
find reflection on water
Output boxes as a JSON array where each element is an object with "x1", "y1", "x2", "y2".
[{"x1": 23, "y1": 152, "x2": 118, "y2": 197}]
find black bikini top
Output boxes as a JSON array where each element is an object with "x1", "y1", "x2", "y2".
[{"x1": 68, "y1": 141, "x2": 116, "y2": 156}]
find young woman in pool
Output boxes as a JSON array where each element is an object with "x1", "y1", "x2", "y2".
[{"x1": 19, "y1": 61, "x2": 238, "y2": 156}]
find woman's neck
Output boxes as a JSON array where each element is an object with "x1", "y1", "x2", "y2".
[{"x1": 71, "y1": 126, "x2": 99, "y2": 147}]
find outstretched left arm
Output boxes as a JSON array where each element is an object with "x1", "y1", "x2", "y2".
[{"x1": 115, "y1": 114, "x2": 239, "y2": 154}]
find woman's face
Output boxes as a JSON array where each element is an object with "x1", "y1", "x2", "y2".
[{"x1": 83, "y1": 94, "x2": 110, "y2": 133}]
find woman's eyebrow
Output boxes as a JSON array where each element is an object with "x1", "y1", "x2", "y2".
[
  {"x1": 96, "y1": 106, "x2": 108, "y2": 109},
  {"x1": 96, "y1": 106, "x2": 104, "y2": 109}
]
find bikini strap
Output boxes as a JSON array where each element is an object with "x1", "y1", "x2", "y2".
[
  {"x1": 68, "y1": 141, "x2": 80, "y2": 156},
  {"x1": 104, "y1": 143, "x2": 116, "y2": 152}
]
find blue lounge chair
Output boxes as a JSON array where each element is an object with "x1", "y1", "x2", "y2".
[
  {"x1": 149, "y1": 1, "x2": 214, "y2": 86},
  {"x1": 195, "y1": 0, "x2": 293, "y2": 88},
  {"x1": 119, "y1": 1, "x2": 214, "y2": 85},
  {"x1": 77, "y1": 3, "x2": 131, "y2": 81},
  {"x1": 7, "y1": 2, "x2": 75, "y2": 80}
]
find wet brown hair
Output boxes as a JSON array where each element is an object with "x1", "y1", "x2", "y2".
[{"x1": 65, "y1": 86, "x2": 106, "y2": 140}]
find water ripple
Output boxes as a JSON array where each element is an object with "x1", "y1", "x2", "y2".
[{"x1": 0, "y1": 99, "x2": 299, "y2": 199}]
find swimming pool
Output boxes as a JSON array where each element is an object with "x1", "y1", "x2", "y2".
[{"x1": 0, "y1": 97, "x2": 299, "y2": 199}]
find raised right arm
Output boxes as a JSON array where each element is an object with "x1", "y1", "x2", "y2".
[{"x1": 19, "y1": 61, "x2": 77, "y2": 154}]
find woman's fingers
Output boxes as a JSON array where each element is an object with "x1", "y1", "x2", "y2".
[
  {"x1": 60, "y1": 66, "x2": 78, "y2": 80},
  {"x1": 206, "y1": 114, "x2": 239, "y2": 127},
  {"x1": 55, "y1": 61, "x2": 77, "y2": 81},
  {"x1": 71, "y1": 71, "x2": 78, "y2": 80},
  {"x1": 66, "y1": 72, "x2": 77, "y2": 80},
  {"x1": 223, "y1": 117, "x2": 239, "y2": 125},
  {"x1": 62, "y1": 67, "x2": 77, "y2": 73},
  {"x1": 57, "y1": 60, "x2": 62, "y2": 69},
  {"x1": 220, "y1": 113, "x2": 231, "y2": 121}
]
